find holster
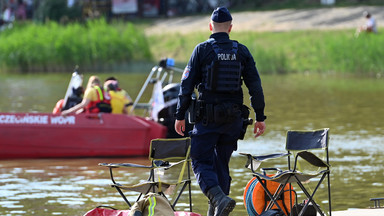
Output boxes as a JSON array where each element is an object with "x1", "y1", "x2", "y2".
[
  {"x1": 194, "y1": 100, "x2": 205, "y2": 124},
  {"x1": 239, "y1": 105, "x2": 253, "y2": 140},
  {"x1": 196, "y1": 102, "x2": 214, "y2": 126}
]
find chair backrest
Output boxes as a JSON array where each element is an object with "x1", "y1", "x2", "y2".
[
  {"x1": 149, "y1": 138, "x2": 191, "y2": 162},
  {"x1": 286, "y1": 128, "x2": 329, "y2": 151},
  {"x1": 149, "y1": 137, "x2": 192, "y2": 208}
]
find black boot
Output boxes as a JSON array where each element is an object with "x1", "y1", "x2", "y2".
[
  {"x1": 207, "y1": 201, "x2": 214, "y2": 216},
  {"x1": 205, "y1": 186, "x2": 236, "y2": 216}
]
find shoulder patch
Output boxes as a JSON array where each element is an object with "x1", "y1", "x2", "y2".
[{"x1": 182, "y1": 66, "x2": 191, "y2": 80}]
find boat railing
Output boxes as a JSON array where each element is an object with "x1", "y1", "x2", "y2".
[{"x1": 130, "y1": 58, "x2": 183, "y2": 117}]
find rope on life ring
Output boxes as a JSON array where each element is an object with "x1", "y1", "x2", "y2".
[
  {"x1": 244, "y1": 177, "x2": 260, "y2": 216},
  {"x1": 243, "y1": 176, "x2": 296, "y2": 216}
]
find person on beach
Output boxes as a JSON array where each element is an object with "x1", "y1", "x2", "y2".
[
  {"x1": 62, "y1": 75, "x2": 111, "y2": 116},
  {"x1": 356, "y1": 11, "x2": 377, "y2": 37},
  {"x1": 174, "y1": 6, "x2": 266, "y2": 216}
]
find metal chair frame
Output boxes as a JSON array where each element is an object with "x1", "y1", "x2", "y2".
[
  {"x1": 99, "y1": 137, "x2": 193, "y2": 212},
  {"x1": 241, "y1": 128, "x2": 332, "y2": 216}
]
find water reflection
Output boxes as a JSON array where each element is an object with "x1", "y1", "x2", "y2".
[{"x1": 0, "y1": 73, "x2": 383, "y2": 215}]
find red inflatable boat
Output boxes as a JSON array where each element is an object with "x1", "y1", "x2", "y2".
[
  {"x1": 0, "y1": 59, "x2": 192, "y2": 159},
  {"x1": 0, "y1": 112, "x2": 167, "y2": 159}
]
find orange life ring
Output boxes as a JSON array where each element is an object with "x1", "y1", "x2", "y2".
[
  {"x1": 52, "y1": 99, "x2": 64, "y2": 114},
  {"x1": 244, "y1": 176, "x2": 295, "y2": 215}
]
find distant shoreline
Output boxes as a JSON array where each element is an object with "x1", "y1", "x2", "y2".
[{"x1": 145, "y1": 6, "x2": 383, "y2": 35}]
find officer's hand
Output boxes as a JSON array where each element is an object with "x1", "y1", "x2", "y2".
[
  {"x1": 175, "y1": 119, "x2": 186, "y2": 136},
  {"x1": 254, "y1": 121, "x2": 266, "y2": 138}
]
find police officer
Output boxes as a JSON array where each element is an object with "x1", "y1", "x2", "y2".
[{"x1": 174, "y1": 7, "x2": 266, "y2": 216}]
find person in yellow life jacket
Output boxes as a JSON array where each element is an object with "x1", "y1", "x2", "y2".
[
  {"x1": 104, "y1": 77, "x2": 133, "y2": 114},
  {"x1": 62, "y1": 76, "x2": 111, "y2": 116}
]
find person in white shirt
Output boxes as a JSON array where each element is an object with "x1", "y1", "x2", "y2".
[
  {"x1": 355, "y1": 11, "x2": 377, "y2": 37},
  {"x1": 361, "y1": 11, "x2": 377, "y2": 33}
]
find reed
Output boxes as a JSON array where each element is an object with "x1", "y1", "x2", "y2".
[
  {"x1": 1, "y1": 20, "x2": 383, "y2": 75},
  {"x1": 0, "y1": 19, "x2": 152, "y2": 73},
  {"x1": 148, "y1": 29, "x2": 384, "y2": 75}
]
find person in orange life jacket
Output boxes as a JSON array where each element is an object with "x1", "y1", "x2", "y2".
[
  {"x1": 61, "y1": 76, "x2": 111, "y2": 116},
  {"x1": 174, "y1": 7, "x2": 266, "y2": 216},
  {"x1": 104, "y1": 76, "x2": 133, "y2": 114}
]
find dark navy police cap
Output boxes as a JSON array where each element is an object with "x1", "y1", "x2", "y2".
[{"x1": 211, "y1": 7, "x2": 232, "y2": 23}]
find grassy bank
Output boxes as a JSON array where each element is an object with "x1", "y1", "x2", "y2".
[
  {"x1": 148, "y1": 30, "x2": 384, "y2": 76},
  {"x1": 1, "y1": 20, "x2": 383, "y2": 76},
  {"x1": 0, "y1": 19, "x2": 152, "y2": 73}
]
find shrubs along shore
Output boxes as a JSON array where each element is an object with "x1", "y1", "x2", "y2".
[
  {"x1": 0, "y1": 19, "x2": 152, "y2": 73},
  {"x1": 148, "y1": 30, "x2": 384, "y2": 76},
  {"x1": 0, "y1": 19, "x2": 383, "y2": 76}
]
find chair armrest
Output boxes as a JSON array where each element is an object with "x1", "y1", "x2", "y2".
[
  {"x1": 240, "y1": 152, "x2": 290, "y2": 161},
  {"x1": 159, "y1": 159, "x2": 189, "y2": 170},
  {"x1": 296, "y1": 151, "x2": 329, "y2": 168},
  {"x1": 240, "y1": 152, "x2": 290, "y2": 173},
  {"x1": 260, "y1": 167, "x2": 283, "y2": 175},
  {"x1": 98, "y1": 162, "x2": 153, "y2": 169}
]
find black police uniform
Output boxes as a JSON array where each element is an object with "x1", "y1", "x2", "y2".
[{"x1": 175, "y1": 13, "x2": 266, "y2": 198}]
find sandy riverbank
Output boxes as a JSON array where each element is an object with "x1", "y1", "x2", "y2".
[{"x1": 145, "y1": 6, "x2": 383, "y2": 35}]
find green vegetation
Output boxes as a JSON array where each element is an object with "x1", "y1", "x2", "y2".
[
  {"x1": 148, "y1": 30, "x2": 384, "y2": 76},
  {"x1": 1, "y1": 19, "x2": 383, "y2": 76},
  {"x1": 0, "y1": 19, "x2": 151, "y2": 73}
]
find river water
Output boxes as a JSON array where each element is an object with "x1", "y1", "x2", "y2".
[{"x1": 0, "y1": 71, "x2": 383, "y2": 216}]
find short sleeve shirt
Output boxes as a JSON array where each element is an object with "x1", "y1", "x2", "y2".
[{"x1": 83, "y1": 87, "x2": 98, "y2": 102}]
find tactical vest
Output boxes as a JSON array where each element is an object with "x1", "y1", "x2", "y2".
[{"x1": 202, "y1": 39, "x2": 242, "y2": 93}]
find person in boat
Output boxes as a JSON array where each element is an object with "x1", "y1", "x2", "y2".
[
  {"x1": 104, "y1": 76, "x2": 133, "y2": 114},
  {"x1": 52, "y1": 86, "x2": 84, "y2": 114},
  {"x1": 174, "y1": 7, "x2": 266, "y2": 216},
  {"x1": 61, "y1": 75, "x2": 112, "y2": 116}
]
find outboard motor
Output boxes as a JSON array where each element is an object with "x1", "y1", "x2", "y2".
[{"x1": 157, "y1": 83, "x2": 194, "y2": 138}]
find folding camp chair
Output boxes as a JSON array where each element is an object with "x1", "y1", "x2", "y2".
[
  {"x1": 99, "y1": 137, "x2": 193, "y2": 212},
  {"x1": 241, "y1": 128, "x2": 331, "y2": 216}
]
